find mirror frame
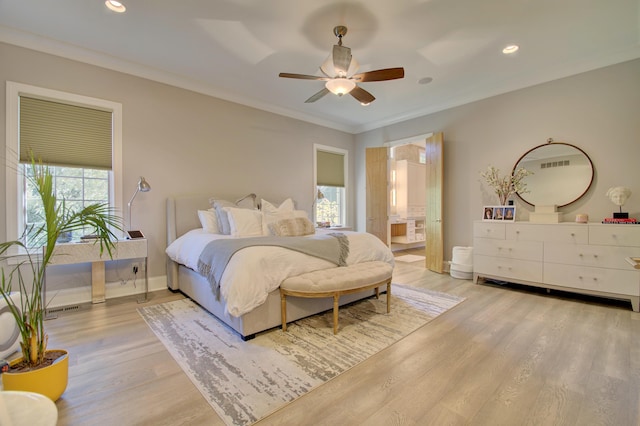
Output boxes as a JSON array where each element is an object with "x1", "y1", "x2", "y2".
[{"x1": 513, "y1": 141, "x2": 594, "y2": 208}]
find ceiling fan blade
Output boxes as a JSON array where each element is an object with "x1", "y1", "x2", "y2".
[
  {"x1": 350, "y1": 85, "x2": 375, "y2": 105},
  {"x1": 351, "y1": 67, "x2": 405, "y2": 82},
  {"x1": 305, "y1": 88, "x2": 330, "y2": 103},
  {"x1": 279, "y1": 73, "x2": 329, "y2": 81},
  {"x1": 332, "y1": 45, "x2": 352, "y2": 76}
]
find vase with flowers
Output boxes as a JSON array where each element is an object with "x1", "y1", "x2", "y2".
[{"x1": 480, "y1": 165, "x2": 533, "y2": 205}]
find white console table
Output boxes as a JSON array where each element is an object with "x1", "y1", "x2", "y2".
[
  {"x1": 48, "y1": 239, "x2": 148, "y2": 303},
  {"x1": 473, "y1": 221, "x2": 640, "y2": 311}
]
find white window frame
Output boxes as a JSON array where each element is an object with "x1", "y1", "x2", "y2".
[
  {"x1": 313, "y1": 144, "x2": 348, "y2": 226},
  {"x1": 5, "y1": 81, "x2": 123, "y2": 241}
]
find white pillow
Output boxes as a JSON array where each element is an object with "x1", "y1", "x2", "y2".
[
  {"x1": 261, "y1": 198, "x2": 295, "y2": 214},
  {"x1": 197, "y1": 209, "x2": 219, "y2": 233},
  {"x1": 261, "y1": 198, "x2": 296, "y2": 235},
  {"x1": 224, "y1": 207, "x2": 263, "y2": 237}
]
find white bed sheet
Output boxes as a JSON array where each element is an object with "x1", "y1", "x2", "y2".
[{"x1": 166, "y1": 228, "x2": 394, "y2": 317}]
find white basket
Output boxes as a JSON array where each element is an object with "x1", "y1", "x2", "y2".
[
  {"x1": 452, "y1": 246, "x2": 473, "y2": 266},
  {"x1": 450, "y1": 268, "x2": 473, "y2": 280}
]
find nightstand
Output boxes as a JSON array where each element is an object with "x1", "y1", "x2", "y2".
[{"x1": 49, "y1": 239, "x2": 148, "y2": 304}]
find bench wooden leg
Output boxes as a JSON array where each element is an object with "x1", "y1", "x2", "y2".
[
  {"x1": 386, "y1": 281, "x2": 391, "y2": 313},
  {"x1": 333, "y1": 293, "x2": 339, "y2": 334},
  {"x1": 280, "y1": 290, "x2": 287, "y2": 332}
]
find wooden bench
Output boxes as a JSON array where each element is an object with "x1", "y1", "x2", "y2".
[{"x1": 280, "y1": 261, "x2": 393, "y2": 334}]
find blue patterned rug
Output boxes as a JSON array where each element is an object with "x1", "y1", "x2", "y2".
[{"x1": 138, "y1": 284, "x2": 464, "y2": 425}]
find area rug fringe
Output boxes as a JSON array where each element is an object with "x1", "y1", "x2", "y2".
[{"x1": 138, "y1": 284, "x2": 464, "y2": 425}]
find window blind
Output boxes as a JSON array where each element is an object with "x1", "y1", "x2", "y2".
[
  {"x1": 19, "y1": 96, "x2": 113, "y2": 169},
  {"x1": 317, "y1": 150, "x2": 345, "y2": 187}
]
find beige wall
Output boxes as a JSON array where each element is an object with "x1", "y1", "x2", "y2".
[
  {"x1": 2, "y1": 40, "x2": 639, "y2": 297},
  {"x1": 355, "y1": 58, "x2": 640, "y2": 260},
  {"x1": 0, "y1": 42, "x2": 354, "y2": 294}
]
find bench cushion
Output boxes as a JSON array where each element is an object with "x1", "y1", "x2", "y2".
[{"x1": 280, "y1": 261, "x2": 393, "y2": 293}]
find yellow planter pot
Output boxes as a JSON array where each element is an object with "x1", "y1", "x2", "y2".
[{"x1": 2, "y1": 349, "x2": 69, "y2": 401}]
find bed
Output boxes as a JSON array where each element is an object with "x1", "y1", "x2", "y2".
[{"x1": 165, "y1": 194, "x2": 395, "y2": 340}]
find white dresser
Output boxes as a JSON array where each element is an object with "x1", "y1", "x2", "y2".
[{"x1": 473, "y1": 221, "x2": 640, "y2": 311}]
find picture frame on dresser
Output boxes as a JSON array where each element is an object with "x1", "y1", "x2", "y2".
[{"x1": 483, "y1": 206, "x2": 515, "y2": 221}]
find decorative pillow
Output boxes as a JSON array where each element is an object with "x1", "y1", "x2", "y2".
[
  {"x1": 261, "y1": 198, "x2": 296, "y2": 235},
  {"x1": 209, "y1": 199, "x2": 237, "y2": 235},
  {"x1": 293, "y1": 209, "x2": 309, "y2": 219},
  {"x1": 224, "y1": 207, "x2": 263, "y2": 237},
  {"x1": 268, "y1": 217, "x2": 316, "y2": 237},
  {"x1": 197, "y1": 209, "x2": 219, "y2": 233},
  {"x1": 261, "y1": 198, "x2": 295, "y2": 214}
]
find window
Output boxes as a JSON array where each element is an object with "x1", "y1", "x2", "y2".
[
  {"x1": 24, "y1": 166, "x2": 110, "y2": 244},
  {"x1": 5, "y1": 82, "x2": 123, "y2": 242},
  {"x1": 314, "y1": 145, "x2": 347, "y2": 227}
]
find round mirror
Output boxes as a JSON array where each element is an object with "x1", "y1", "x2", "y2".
[{"x1": 513, "y1": 142, "x2": 594, "y2": 207}]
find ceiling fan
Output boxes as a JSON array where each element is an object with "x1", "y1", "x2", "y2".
[{"x1": 279, "y1": 26, "x2": 405, "y2": 105}]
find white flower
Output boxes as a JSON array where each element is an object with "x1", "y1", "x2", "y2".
[{"x1": 480, "y1": 165, "x2": 533, "y2": 205}]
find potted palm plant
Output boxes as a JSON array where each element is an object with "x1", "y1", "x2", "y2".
[{"x1": 0, "y1": 159, "x2": 122, "y2": 401}]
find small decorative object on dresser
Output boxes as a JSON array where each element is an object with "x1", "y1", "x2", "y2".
[
  {"x1": 480, "y1": 165, "x2": 532, "y2": 206},
  {"x1": 606, "y1": 186, "x2": 632, "y2": 219},
  {"x1": 575, "y1": 213, "x2": 589, "y2": 223},
  {"x1": 482, "y1": 206, "x2": 515, "y2": 222}
]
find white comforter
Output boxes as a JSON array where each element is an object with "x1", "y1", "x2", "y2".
[{"x1": 165, "y1": 228, "x2": 395, "y2": 317}]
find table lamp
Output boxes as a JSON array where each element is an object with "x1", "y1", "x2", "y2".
[{"x1": 127, "y1": 176, "x2": 151, "y2": 238}]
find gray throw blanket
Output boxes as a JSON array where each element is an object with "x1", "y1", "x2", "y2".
[{"x1": 197, "y1": 233, "x2": 349, "y2": 297}]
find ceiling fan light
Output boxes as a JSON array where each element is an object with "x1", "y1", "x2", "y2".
[
  {"x1": 105, "y1": 0, "x2": 126, "y2": 13},
  {"x1": 325, "y1": 78, "x2": 356, "y2": 96}
]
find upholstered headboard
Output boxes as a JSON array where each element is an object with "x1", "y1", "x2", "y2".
[
  {"x1": 166, "y1": 195, "x2": 211, "y2": 245},
  {"x1": 165, "y1": 194, "x2": 261, "y2": 289}
]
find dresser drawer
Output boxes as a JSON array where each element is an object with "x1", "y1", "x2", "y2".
[
  {"x1": 474, "y1": 238, "x2": 543, "y2": 261},
  {"x1": 506, "y1": 223, "x2": 588, "y2": 244},
  {"x1": 589, "y1": 224, "x2": 640, "y2": 247},
  {"x1": 544, "y1": 243, "x2": 640, "y2": 269},
  {"x1": 474, "y1": 255, "x2": 543, "y2": 283},
  {"x1": 544, "y1": 263, "x2": 640, "y2": 296},
  {"x1": 474, "y1": 222, "x2": 505, "y2": 239}
]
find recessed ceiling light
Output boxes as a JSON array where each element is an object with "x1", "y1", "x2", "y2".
[
  {"x1": 418, "y1": 77, "x2": 433, "y2": 85},
  {"x1": 502, "y1": 45, "x2": 519, "y2": 55},
  {"x1": 105, "y1": 0, "x2": 126, "y2": 13}
]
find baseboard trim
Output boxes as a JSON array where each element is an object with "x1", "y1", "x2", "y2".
[{"x1": 45, "y1": 275, "x2": 167, "y2": 308}]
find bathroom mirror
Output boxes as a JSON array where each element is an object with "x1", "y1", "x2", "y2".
[{"x1": 513, "y1": 141, "x2": 594, "y2": 207}]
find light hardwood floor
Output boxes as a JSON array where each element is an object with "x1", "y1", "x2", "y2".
[{"x1": 45, "y1": 250, "x2": 640, "y2": 425}]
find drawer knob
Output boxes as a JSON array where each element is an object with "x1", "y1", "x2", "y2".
[
  {"x1": 593, "y1": 254, "x2": 598, "y2": 258},
  {"x1": 593, "y1": 277, "x2": 598, "y2": 281},
  {"x1": 578, "y1": 276, "x2": 583, "y2": 280},
  {"x1": 579, "y1": 253, "x2": 584, "y2": 257},
  {"x1": 570, "y1": 233, "x2": 575, "y2": 237}
]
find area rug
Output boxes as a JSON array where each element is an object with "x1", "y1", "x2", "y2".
[
  {"x1": 394, "y1": 254, "x2": 425, "y2": 263},
  {"x1": 138, "y1": 284, "x2": 464, "y2": 425}
]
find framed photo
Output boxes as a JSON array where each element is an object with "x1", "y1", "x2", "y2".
[{"x1": 483, "y1": 206, "x2": 516, "y2": 221}]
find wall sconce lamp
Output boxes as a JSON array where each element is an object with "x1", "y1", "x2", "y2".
[{"x1": 127, "y1": 176, "x2": 151, "y2": 238}]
